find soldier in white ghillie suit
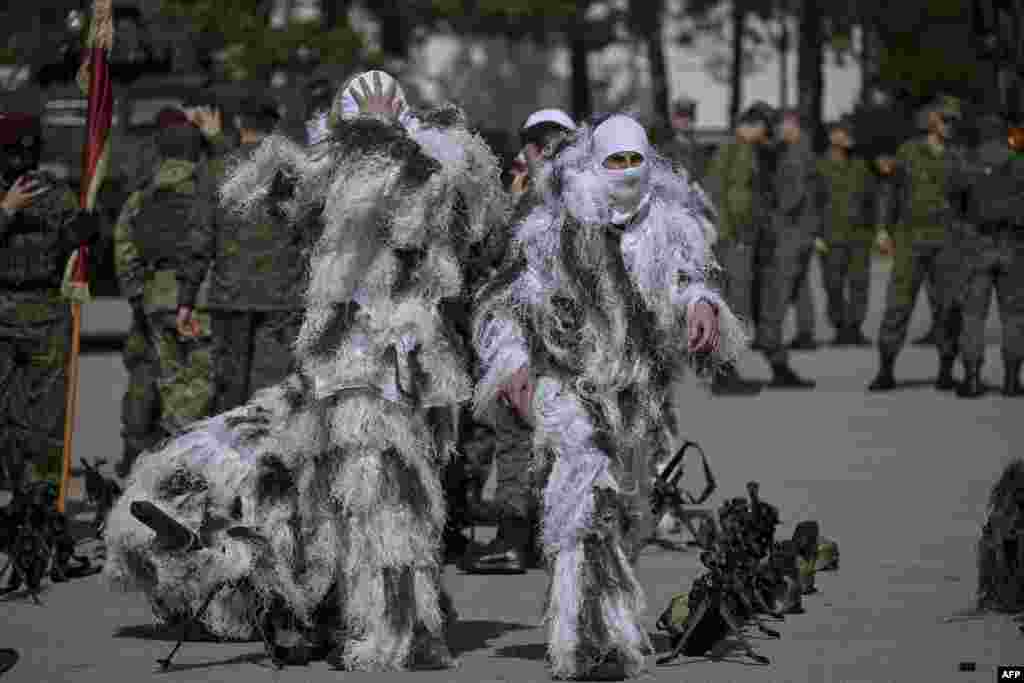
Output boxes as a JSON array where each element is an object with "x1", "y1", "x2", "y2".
[
  {"x1": 472, "y1": 113, "x2": 746, "y2": 679},
  {"x1": 102, "y1": 70, "x2": 508, "y2": 671}
]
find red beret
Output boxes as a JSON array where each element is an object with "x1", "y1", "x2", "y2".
[
  {"x1": 0, "y1": 112, "x2": 41, "y2": 146},
  {"x1": 155, "y1": 108, "x2": 191, "y2": 129}
]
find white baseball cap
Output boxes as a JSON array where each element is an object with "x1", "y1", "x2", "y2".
[{"x1": 521, "y1": 108, "x2": 576, "y2": 132}]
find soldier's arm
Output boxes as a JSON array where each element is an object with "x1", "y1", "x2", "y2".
[
  {"x1": 724, "y1": 147, "x2": 754, "y2": 240},
  {"x1": 177, "y1": 163, "x2": 217, "y2": 310},
  {"x1": 113, "y1": 192, "x2": 146, "y2": 301}
]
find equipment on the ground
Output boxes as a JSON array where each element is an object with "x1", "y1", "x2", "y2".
[
  {"x1": 0, "y1": 481, "x2": 96, "y2": 604},
  {"x1": 656, "y1": 481, "x2": 836, "y2": 666},
  {"x1": 648, "y1": 440, "x2": 717, "y2": 550}
]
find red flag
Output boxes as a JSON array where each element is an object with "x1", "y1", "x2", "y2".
[{"x1": 75, "y1": 0, "x2": 114, "y2": 284}]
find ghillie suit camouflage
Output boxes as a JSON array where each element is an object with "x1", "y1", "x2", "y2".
[
  {"x1": 977, "y1": 459, "x2": 1024, "y2": 613},
  {"x1": 472, "y1": 114, "x2": 746, "y2": 680},
  {"x1": 103, "y1": 71, "x2": 508, "y2": 671}
]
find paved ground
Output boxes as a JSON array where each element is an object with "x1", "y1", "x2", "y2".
[{"x1": 2, "y1": 257, "x2": 1020, "y2": 683}]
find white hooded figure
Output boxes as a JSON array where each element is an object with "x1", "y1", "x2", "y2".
[
  {"x1": 472, "y1": 114, "x2": 746, "y2": 679},
  {"x1": 104, "y1": 70, "x2": 508, "y2": 671}
]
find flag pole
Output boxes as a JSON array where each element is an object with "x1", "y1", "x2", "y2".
[{"x1": 58, "y1": 0, "x2": 113, "y2": 514}]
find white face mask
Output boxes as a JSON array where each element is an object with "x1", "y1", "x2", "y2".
[{"x1": 592, "y1": 115, "x2": 652, "y2": 223}]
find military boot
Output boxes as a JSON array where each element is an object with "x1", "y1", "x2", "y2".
[
  {"x1": 768, "y1": 362, "x2": 815, "y2": 389},
  {"x1": 788, "y1": 332, "x2": 820, "y2": 351},
  {"x1": 912, "y1": 327, "x2": 937, "y2": 346},
  {"x1": 868, "y1": 352, "x2": 897, "y2": 392},
  {"x1": 1002, "y1": 358, "x2": 1023, "y2": 397},
  {"x1": 461, "y1": 517, "x2": 530, "y2": 574},
  {"x1": 847, "y1": 327, "x2": 872, "y2": 347},
  {"x1": 711, "y1": 366, "x2": 763, "y2": 396},
  {"x1": 935, "y1": 355, "x2": 958, "y2": 391},
  {"x1": 957, "y1": 361, "x2": 986, "y2": 398}
]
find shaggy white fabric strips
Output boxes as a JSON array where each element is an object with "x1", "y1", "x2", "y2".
[
  {"x1": 472, "y1": 114, "x2": 746, "y2": 679},
  {"x1": 105, "y1": 90, "x2": 506, "y2": 672}
]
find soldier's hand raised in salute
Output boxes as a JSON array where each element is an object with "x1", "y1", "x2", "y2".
[{"x1": 351, "y1": 72, "x2": 405, "y2": 122}]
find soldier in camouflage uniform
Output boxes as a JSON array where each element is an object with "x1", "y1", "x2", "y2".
[
  {"x1": 757, "y1": 108, "x2": 819, "y2": 388},
  {"x1": 702, "y1": 107, "x2": 766, "y2": 395},
  {"x1": 661, "y1": 97, "x2": 708, "y2": 184},
  {"x1": 460, "y1": 108, "x2": 577, "y2": 574},
  {"x1": 817, "y1": 118, "x2": 875, "y2": 346},
  {"x1": 113, "y1": 109, "x2": 215, "y2": 477},
  {"x1": 868, "y1": 96, "x2": 966, "y2": 392},
  {"x1": 0, "y1": 112, "x2": 101, "y2": 488},
  {"x1": 177, "y1": 96, "x2": 307, "y2": 413},
  {"x1": 947, "y1": 111, "x2": 1024, "y2": 398}
]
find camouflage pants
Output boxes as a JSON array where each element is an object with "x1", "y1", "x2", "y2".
[
  {"x1": 210, "y1": 310, "x2": 302, "y2": 413},
  {"x1": 120, "y1": 320, "x2": 161, "y2": 461},
  {"x1": 757, "y1": 229, "x2": 816, "y2": 364},
  {"x1": 714, "y1": 240, "x2": 757, "y2": 326},
  {"x1": 489, "y1": 400, "x2": 538, "y2": 520},
  {"x1": 958, "y1": 226, "x2": 1024, "y2": 364},
  {"x1": 0, "y1": 297, "x2": 71, "y2": 487},
  {"x1": 794, "y1": 255, "x2": 817, "y2": 337},
  {"x1": 823, "y1": 241, "x2": 872, "y2": 332},
  {"x1": 121, "y1": 311, "x2": 214, "y2": 460},
  {"x1": 877, "y1": 240, "x2": 962, "y2": 358}
]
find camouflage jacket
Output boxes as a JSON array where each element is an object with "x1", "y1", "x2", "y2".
[
  {"x1": 816, "y1": 156, "x2": 874, "y2": 243},
  {"x1": 178, "y1": 142, "x2": 310, "y2": 312},
  {"x1": 661, "y1": 132, "x2": 708, "y2": 185},
  {"x1": 704, "y1": 140, "x2": 756, "y2": 244},
  {"x1": 896, "y1": 137, "x2": 965, "y2": 243},
  {"x1": 114, "y1": 158, "x2": 211, "y2": 314},
  {"x1": 0, "y1": 172, "x2": 88, "y2": 292}
]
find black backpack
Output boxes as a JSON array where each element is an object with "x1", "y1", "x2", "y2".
[{"x1": 131, "y1": 178, "x2": 198, "y2": 266}]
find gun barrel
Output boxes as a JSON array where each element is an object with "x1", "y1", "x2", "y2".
[{"x1": 129, "y1": 501, "x2": 200, "y2": 551}]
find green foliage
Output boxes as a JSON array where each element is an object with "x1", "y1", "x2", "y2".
[{"x1": 161, "y1": 0, "x2": 363, "y2": 80}]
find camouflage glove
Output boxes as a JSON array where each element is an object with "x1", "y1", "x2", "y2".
[{"x1": 814, "y1": 237, "x2": 829, "y2": 254}]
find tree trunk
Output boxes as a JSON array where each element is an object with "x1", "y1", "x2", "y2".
[
  {"x1": 377, "y1": 0, "x2": 412, "y2": 60},
  {"x1": 647, "y1": 5, "x2": 670, "y2": 128},
  {"x1": 729, "y1": 0, "x2": 747, "y2": 129},
  {"x1": 570, "y1": 8, "x2": 593, "y2": 122},
  {"x1": 778, "y1": 15, "x2": 789, "y2": 109},
  {"x1": 322, "y1": 0, "x2": 351, "y2": 31},
  {"x1": 797, "y1": 0, "x2": 824, "y2": 147},
  {"x1": 857, "y1": 17, "x2": 881, "y2": 108}
]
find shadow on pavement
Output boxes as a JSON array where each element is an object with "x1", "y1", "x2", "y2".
[
  {"x1": 449, "y1": 619, "x2": 535, "y2": 656},
  {"x1": 492, "y1": 642, "x2": 547, "y2": 661},
  {"x1": 148, "y1": 652, "x2": 270, "y2": 673},
  {"x1": 114, "y1": 623, "x2": 243, "y2": 643},
  {"x1": 80, "y1": 334, "x2": 125, "y2": 355}
]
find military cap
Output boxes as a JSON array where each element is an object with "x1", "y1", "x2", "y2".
[
  {"x1": 155, "y1": 107, "x2": 191, "y2": 129},
  {"x1": 673, "y1": 97, "x2": 697, "y2": 116},
  {"x1": 0, "y1": 112, "x2": 42, "y2": 148}
]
